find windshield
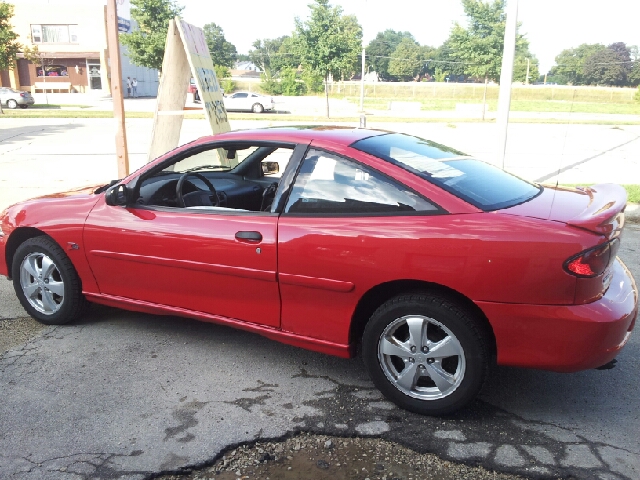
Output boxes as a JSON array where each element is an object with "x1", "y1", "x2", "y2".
[{"x1": 351, "y1": 133, "x2": 541, "y2": 211}]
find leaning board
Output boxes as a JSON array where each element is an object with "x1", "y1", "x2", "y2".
[{"x1": 147, "y1": 18, "x2": 230, "y2": 162}]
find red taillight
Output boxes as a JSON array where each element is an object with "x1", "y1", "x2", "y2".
[
  {"x1": 20, "y1": 93, "x2": 27, "y2": 97},
  {"x1": 564, "y1": 239, "x2": 620, "y2": 278}
]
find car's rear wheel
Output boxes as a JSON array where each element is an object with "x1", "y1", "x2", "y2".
[
  {"x1": 252, "y1": 103, "x2": 264, "y2": 113},
  {"x1": 19, "y1": 104, "x2": 28, "y2": 109},
  {"x1": 7, "y1": 99, "x2": 18, "y2": 109},
  {"x1": 12, "y1": 236, "x2": 85, "y2": 325},
  {"x1": 362, "y1": 293, "x2": 490, "y2": 415}
]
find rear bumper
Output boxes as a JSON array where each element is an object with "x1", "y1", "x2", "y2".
[{"x1": 478, "y1": 258, "x2": 637, "y2": 372}]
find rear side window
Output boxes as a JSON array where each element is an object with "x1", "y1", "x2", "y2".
[
  {"x1": 284, "y1": 149, "x2": 439, "y2": 215},
  {"x1": 352, "y1": 133, "x2": 541, "y2": 211}
]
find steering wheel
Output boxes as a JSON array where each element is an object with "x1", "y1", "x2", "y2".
[{"x1": 175, "y1": 172, "x2": 219, "y2": 208}]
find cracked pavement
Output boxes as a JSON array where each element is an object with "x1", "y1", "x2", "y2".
[{"x1": 0, "y1": 119, "x2": 638, "y2": 479}]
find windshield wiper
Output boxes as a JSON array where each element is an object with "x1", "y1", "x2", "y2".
[{"x1": 182, "y1": 165, "x2": 231, "y2": 173}]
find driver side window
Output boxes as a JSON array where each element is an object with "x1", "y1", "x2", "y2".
[{"x1": 136, "y1": 144, "x2": 294, "y2": 213}]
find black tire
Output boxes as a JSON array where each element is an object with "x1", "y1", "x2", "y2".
[
  {"x1": 362, "y1": 293, "x2": 490, "y2": 416},
  {"x1": 252, "y1": 103, "x2": 264, "y2": 113},
  {"x1": 7, "y1": 99, "x2": 18, "y2": 109},
  {"x1": 12, "y1": 236, "x2": 85, "y2": 325},
  {"x1": 19, "y1": 104, "x2": 28, "y2": 109}
]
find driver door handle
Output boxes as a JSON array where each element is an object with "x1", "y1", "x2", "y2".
[{"x1": 235, "y1": 231, "x2": 262, "y2": 242}]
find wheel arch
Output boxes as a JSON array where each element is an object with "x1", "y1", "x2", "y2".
[
  {"x1": 349, "y1": 279, "x2": 497, "y2": 359},
  {"x1": 4, "y1": 227, "x2": 48, "y2": 280}
]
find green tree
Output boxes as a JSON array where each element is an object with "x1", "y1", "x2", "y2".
[
  {"x1": 513, "y1": 55, "x2": 539, "y2": 84},
  {"x1": 203, "y1": 22, "x2": 237, "y2": 68},
  {"x1": 119, "y1": 0, "x2": 183, "y2": 73},
  {"x1": 448, "y1": 0, "x2": 506, "y2": 82},
  {"x1": 388, "y1": 38, "x2": 423, "y2": 81},
  {"x1": 0, "y1": 2, "x2": 21, "y2": 113},
  {"x1": 449, "y1": 0, "x2": 533, "y2": 82},
  {"x1": 628, "y1": 60, "x2": 640, "y2": 86},
  {"x1": 250, "y1": 36, "x2": 299, "y2": 78},
  {"x1": 431, "y1": 39, "x2": 465, "y2": 81},
  {"x1": 549, "y1": 43, "x2": 606, "y2": 85},
  {"x1": 293, "y1": 0, "x2": 362, "y2": 117},
  {"x1": 366, "y1": 30, "x2": 415, "y2": 80},
  {"x1": 583, "y1": 48, "x2": 627, "y2": 86}
]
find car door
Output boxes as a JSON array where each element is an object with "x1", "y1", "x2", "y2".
[
  {"x1": 224, "y1": 92, "x2": 249, "y2": 111},
  {"x1": 83, "y1": 145, "x2": 284, "y2": 328},
  {"x1": 276, "y1": 147, "x2": 442, "y2": 344}
]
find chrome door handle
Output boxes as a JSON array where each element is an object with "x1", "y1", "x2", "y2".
[{"x1": 235, "y1": 231, "x2": 262, "y2": 242}]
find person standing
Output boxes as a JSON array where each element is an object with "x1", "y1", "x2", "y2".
[
  {"x1": 126, "y1": 77, "x2": 132, "y2": 97},
  {"x1": 132, "y1": 78, "x2": 138, "y2": 97}
]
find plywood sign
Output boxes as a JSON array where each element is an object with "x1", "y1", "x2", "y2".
[{"x1": 147, "y1": 18, "x2": 230, "y2": 162}]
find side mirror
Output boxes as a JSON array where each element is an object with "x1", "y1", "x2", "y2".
[
  {"x1": 261, "y1": 161, "x2": 279, "y2": 176},
  {"x1": 105, "y1": 184, "x2": 129, "y2": 206}
]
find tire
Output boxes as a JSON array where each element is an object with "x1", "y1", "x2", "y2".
[
  {"x1": 19, "y1": 104, "x2": 28, "y2": 109},
  {"x1": 7, "y1": 99, "x2": 18, "y2": 109},
  {"x1": 252, "y1": 103, "x2": 264, "y2": 113},
  {"x1": 362, "y1": 293, "x2": 490, "y2": 416},
  {"x1": 12, "y1": 236, "x2": 85, "y2": 325}
]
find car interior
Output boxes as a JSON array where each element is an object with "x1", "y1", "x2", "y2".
[{"x1": 133, "y1": 143, "x2": 295, "y2": 213}]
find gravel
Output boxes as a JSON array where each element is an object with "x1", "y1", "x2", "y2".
[
  {"x1": 0, "y1": 317, "x2": 47, "y2": 355},
  {"x1": 157, "y1": 433, "x2": 528, "y2": 480}
]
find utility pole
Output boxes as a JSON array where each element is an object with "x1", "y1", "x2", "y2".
[
  {"x1": 359, "y1": 47, "x2": 365, "y2": 112},
  {"x1": 106, "y1": 0, "x2": 129, "y2": 178},
  {"x1": 496, "y1": 0, "x2": 518, "y2": 170},
  {"x1": 525, "y1": 57, "x2": 530, "y2": 85}
]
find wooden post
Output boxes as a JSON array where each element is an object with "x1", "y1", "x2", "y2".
[{"x1": 106, "y1": 0, "x2": 129, "y2": 178}]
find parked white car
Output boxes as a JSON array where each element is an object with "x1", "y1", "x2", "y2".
[
  {"x1": 0, "y1": 87, "x2": 35, "y2": 109},
  {"x1": 224, "y1": 91, "x2": 275, "y2": 113}
]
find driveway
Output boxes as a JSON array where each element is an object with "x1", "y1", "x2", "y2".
[{"x1": 0, "y1": 118, "x2": 638, "y2": 479}]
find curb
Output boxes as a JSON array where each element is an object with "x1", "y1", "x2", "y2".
[{"x1": 626, "y1": 204, "x2": 640, "y2": 224}]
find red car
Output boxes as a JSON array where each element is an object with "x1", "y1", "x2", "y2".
[{"x1": 1, "y1": 127, "x2": 637, "y2": 415}]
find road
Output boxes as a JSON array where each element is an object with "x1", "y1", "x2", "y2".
[{"x1": 0, "y1": 118, "x2": 638, "y2": 479}]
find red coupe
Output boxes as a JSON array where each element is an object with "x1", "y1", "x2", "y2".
[{"x1": 1, "y1": 127, "x2": 637, "y2": 415}]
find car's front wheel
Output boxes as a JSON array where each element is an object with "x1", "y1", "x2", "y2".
[
  {"x1": 7, "y1": 99, "x2": 18, "y2": 109},
  {"x1": 362, "y1": 293, "x2": 490, "y2": 415},
  {"x1": 12, "y1": 236, "x2": 85, "y2": 325},
  {"x1": 252, "y1": 103, "x2": 264, "y2": 113}
]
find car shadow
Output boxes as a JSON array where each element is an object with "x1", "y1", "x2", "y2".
[{"x1": 0, "y1": 123, "x2": 82, "y2": 146}]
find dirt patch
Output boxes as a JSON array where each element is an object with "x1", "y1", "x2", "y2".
[
  {"x1": 158, "y1": 433, "x2": 526, "y2": 480},
  {"x1": 0, "y1": 317, "x2": 47, "y2": 355}
]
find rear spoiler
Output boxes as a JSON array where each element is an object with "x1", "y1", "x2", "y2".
[{"x1": 566, "y1": 184, "x2": 627, "y2": 235}]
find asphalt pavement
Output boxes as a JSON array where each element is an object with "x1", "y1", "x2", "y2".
[
  {"x1": 0, "y1": 227, "x2": 638, "y2": 480},
  {"x1": 0, "y1": 115, "x2": 639, "y2": 479}
]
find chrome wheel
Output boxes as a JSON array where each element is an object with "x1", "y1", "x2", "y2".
[
  {"x1": 19, "y1": 252, "x2": 65, "y2": 315},
  {"x1": 378, "y1": 315, "x2": 466, "y2": 401}
]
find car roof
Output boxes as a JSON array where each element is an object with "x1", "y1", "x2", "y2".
[{"x1": 192, "y1": 126, "x2": 388, "y2": 148}]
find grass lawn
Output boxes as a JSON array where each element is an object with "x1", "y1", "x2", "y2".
[{"x1": 342, "y1": 97, "x2": 640, "y2": 115}]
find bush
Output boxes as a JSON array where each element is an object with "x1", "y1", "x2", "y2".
[
  {"x1": 635, "y1": 86, "x2": 640, "y2": 103},
  {"x1": 303, "y1": 72, "x2": 324, "y2": 93},
  {"x1": 260, "y1": 74, "x2": 282, "y2": 95},
  {"x1": 214, "y1": 65, "x2": 231, "y2": 80},
  {"x1": 220, "y1": 78, "x2": 235, "y2": 93},
  {"x1": 280, "y1": 68, "x2": 306, "y2": 96}
]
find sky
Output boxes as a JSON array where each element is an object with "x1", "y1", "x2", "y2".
[{"x1": 175, "y1": 0, "x2": 640, "y2": 74}]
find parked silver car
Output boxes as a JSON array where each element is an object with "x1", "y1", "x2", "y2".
[
  {"x1": 0, "y1": 87, "x2": 35, "y2": 109},
  {"x1": 224, "y1": 91, "x2": 274, "y2": 113}
]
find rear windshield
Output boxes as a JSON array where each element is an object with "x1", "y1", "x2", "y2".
[{"x1": 351, "y1": 133, "x2": 541, "y2": 211}]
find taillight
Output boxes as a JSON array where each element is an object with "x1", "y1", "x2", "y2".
[
  {"x1": 564, "y1": 239, "x2": 620, "y2": 277},
  {"x1": 20, "y1": 93, "x2": 27, "y2": 97}
]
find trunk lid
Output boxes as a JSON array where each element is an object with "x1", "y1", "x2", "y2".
[{"x1": 500, "y1": 183, "x2": 627, "y2": 237}]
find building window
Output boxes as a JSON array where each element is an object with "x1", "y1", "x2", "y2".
[
  {"x1": 31, "y1": 24, "x2": 78, "y2": 44},
  {"x1": 36, "y1": 65, "x2": 69, "y2": 77}
]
